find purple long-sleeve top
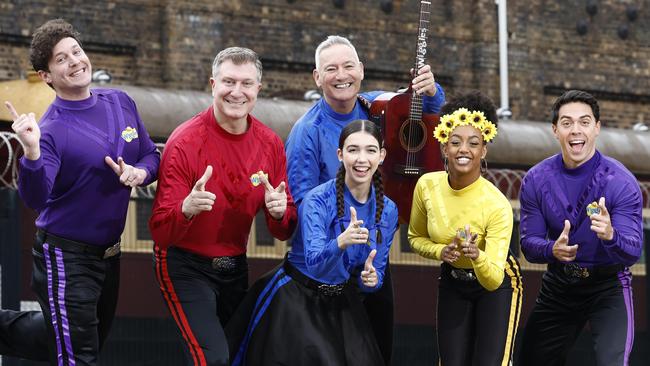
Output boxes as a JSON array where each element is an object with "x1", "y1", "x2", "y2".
[
  {"x1": 519, "y1": 151, "x2": 643, "y2": 268},
  {"x1": 18, "y1": 88, "x2": 160, "y2": 246}
]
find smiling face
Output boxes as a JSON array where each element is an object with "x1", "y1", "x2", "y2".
[
  {"x1": 210, "y1": 60, "x2": 261, "y2": 128},
  {"x1": 553, "y1": 101, "x2": 600, "y2": 169},
  {"x1": 337, "y1": 131, "x2": 386, "y2": 190},
  {"x1": 38, "y1": 37, "x2": 91, "y2": 100},
  {"x1": 443, "y1": 125, "x2": 487, "y2": 184},
  {"x1": 313, "y1": 44, "x2": 364, "y2": 114}
]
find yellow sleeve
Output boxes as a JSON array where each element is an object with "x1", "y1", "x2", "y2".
[
  {"x1": 407, "y1": 178, "x2": 446, "y2": 260},
  {"x1": 471, "y1": 194, "x2": 513, "y2": 291}
]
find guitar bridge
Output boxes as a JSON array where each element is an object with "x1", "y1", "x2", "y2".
[{"x1": 394, "y1": 165, "x2": 424, "y2": 176}]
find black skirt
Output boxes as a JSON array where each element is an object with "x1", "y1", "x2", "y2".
[{"x1": 226, "y1": 260, "x2": 384, "y2": 366}]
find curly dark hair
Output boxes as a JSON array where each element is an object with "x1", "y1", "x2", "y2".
[
  {"x1": 30, "y1": 19, "x2": 81, "y2": 72},
  {"x1": 439, "y1": 90, "x2": 499, "y2": 130},
  {"x1": 550, "y1": 90, "x2": 600, "y2": 125}
]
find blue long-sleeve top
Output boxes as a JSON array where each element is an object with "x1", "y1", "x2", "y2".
[
  {"x1": 519, "y1": 151, "x2": 643, "y2": 267},
  {"x1": 287, "y1": 179, "x2": 399, "y2": 292},
  {"x1": 285, "y1": 87, "x2": 445, "y2": 207},
  {"x1": 18, "y1": 89, "x2": 160, "y2": 246}
]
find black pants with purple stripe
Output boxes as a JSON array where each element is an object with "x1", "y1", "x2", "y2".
[
  {"x1": 153, "y1": 246, "x2": 248, "y2": 366},
  {"x1": 0, "y1": 234, "x2": 120, "y2": 365},
  {"x1": 516, "y1": 265, "x2": 634, "y2": 366}
]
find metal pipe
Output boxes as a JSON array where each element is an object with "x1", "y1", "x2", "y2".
[{"x1": 496, "y1": 0, "x2": 511, "y2": 119}]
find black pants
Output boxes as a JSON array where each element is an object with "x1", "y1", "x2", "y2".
[
  {"x1": 154, "y1": 246, "x2": 248, "y2": 366},
  {"x1": 362, "y1": 261, "x2": 394, "y2": 366},
  {"x1": 437, "y1": 257, "x2": 523, "y2": 366},
  {"x1": 516, "y1": 265, "x2": 634, "y2": 366},
  {"x1": 0, "y1": 232, "x2": 120, "y2": 365}
]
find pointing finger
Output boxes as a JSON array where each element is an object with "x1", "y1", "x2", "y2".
[
  {"x1": 4, "y1": 101, "x2": 19, "y2": 120},
  {"x1": 104, "y1": 156, "x2": 121, "y2": 175},
  {"x1": 258, "y1": 172, "x2": 274, "y2": 192},
  {"x1": 117, "y1": 157, "x2": 126, "y2": 172},
  {"x1": 349, "y1": 206, "x2": 357, "y2": 223},
  {"x1": 195, "y1": 165, "x2": 213, "y2": 191},
  {"x1": 365, "y1": 249, "x2": 377, "y2": 271}
]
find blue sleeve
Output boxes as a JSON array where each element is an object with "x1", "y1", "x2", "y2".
[
  {"x1": 600, "y1": 179, "x2": 644, "y2": 266},
  {"x1": 358, "y1": 200, "x2": 398, "y2": 292},
  {"x1": 286, "y1": 116, "x2": 320, "y2": 207},
  {"x1": 17, "y1": 128, "x2": 61, "y2": 211},
  {"x1": 422, "y1": 83, "x2": 445, "y2": 114},
  {"x1": 300, "y1": 191, "x2": 345, "y2": 279},
  {"x1": 519, "y1": 172, "x2": 556, "y2": 263}
]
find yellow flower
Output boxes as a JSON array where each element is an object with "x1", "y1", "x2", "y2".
[
  {"x1": 482, "y1": 121, "x2": 497, "y2": 142},
  {"x1": 440, "y1": 114, "x2": 455, "y2": 129},
  {"x1": 433, "y1": 124, "x2": 450, "y2": 143},
  {"x1": 469, "y1": 111, "x2": 486, "y2": 129},
  {"x1": 453, "y1": 108, "x2": 470, "y2": 127}
]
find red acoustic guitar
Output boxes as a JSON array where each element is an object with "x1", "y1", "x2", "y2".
[{"x1": 369, "y1": 0, "x2": 443, "y2": 223}]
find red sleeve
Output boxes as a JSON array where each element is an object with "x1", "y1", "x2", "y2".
[
  {"x1": 148, "y1": 139, "x2": 195, "y2": 248},
  {"x1": 263, "y1": 136, "x2": 297, "y2": 241}
]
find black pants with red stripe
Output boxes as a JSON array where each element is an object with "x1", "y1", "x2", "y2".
[
  {"x1": 437, "y1": 257, "x2": 523, "y2": 366},
  {"x1": 0, "y1": 234, "x2": 120, "y2": 365},
  {"x1": 154, "y1": 246, "x2": 248, "y2": 366}
]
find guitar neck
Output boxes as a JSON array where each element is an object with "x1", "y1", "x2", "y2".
[{"x1": 410, "y1": 0, "x2": 431, "y2": 122}]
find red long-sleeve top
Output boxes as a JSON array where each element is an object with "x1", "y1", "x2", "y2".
[{"x1": 149, "y1": 106, "x2": 297, "y2": 257}]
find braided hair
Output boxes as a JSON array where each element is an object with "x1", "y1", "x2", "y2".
[{"x1": 336, "y1": 119, "x2": 385, "y2": 245}]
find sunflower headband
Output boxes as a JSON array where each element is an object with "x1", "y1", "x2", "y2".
[{"x1": 433, "y1": 108, "x2": 498, "y2": 144}]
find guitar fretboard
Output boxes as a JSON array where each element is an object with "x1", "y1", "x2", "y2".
[{"x1": 410, "y1": 0, "x2": 431, "y2": 123}]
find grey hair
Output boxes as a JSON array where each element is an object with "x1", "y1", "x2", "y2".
[
  {"x1": 211, "y1": 47, "x2": 263, "y2": 82},
  {"x1": 314, "y1": 35, "x2": 359, "y2": 70}
]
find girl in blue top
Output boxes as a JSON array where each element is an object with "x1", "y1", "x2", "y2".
[{"x1": 227, "y1": 120, "x2": 398, "y2": 366}]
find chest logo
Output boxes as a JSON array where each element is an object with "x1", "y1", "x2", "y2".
[
  {"x1": 250, "y1": 171, "x2": 268, "y2": 187},
  {"x1": 121, "y1": 126, "x2": 139, "y2": 142},
  {"x1": 586, "y1": 201, "x2": 600, "y2": 217}
]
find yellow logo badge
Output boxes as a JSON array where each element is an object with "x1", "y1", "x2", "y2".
[
  {"x1": 250, "y1": 171, "x2": 268, "y2": 187},
  {"x1": 121, "y1": 127, "x2": 139, "y2": 142}
]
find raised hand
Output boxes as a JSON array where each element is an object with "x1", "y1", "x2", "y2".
[
  {"x1": 181, "y1": 165, "x2": 216, "y2": 219},
  {"x1": 5, "y1": 101, "x2": 41, "y2": 160},
  {"x1": 104, "y1": 156, "x2": 148, "y2": 188},
  {"x1": 552, "y1": 220, "x2": 578, "y2": 262},
  {"x1": 361, "y1": 249, "x2": 378, "y2": 288},
  {"x1": 259, "y1": 172, "x2": 287, "y2": 220},
  {"x1": 411, "y1": 64, "x2": 438, "y2": 96},
  {"x1": 459, "y1": 224, "x2": 480, "y2": 260},
  {"x1": 337, "y1": 206, "x2": 369, "y2": 249},
  {"x1": 589, "y1": 197, "x2": 614, "y2": 241}
]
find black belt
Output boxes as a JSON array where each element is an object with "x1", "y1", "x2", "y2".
[
  {"x1": 442, "y1": 262, "x2": 477, "y2": 282},
  {"x1": 179, "y1": 248, "x2": 247, "y2": 274},
  {"x1": 36, "y1": 229, "x2": 120, "y2": 259},
  {"x1": 283, "y1": 260, "x2": 346, "y2": 297},
  {"x1": 550, "y1": 262, "x2": 624, "y2": 280}
]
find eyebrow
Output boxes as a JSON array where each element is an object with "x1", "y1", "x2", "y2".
[{"x1": 560, "y1": 114, "x2": 593, "y2": 120}]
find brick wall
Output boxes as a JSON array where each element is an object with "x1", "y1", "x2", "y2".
[{"x1": 1, "y1": 0, "x2": 648, "y2": 128}]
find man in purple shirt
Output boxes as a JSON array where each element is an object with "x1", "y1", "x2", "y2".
[
  {"x1": 516, "y1": 90, "x2": 643, "y2": 366},
  {"x1": 0, "y1": 19, "x2": 159, "y2": 365}
]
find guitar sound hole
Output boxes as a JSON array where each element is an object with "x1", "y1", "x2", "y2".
[{"x1": 399, "y1": 120, "x2": 427, "y2": 152}]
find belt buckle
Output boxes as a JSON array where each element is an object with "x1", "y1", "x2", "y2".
[
  {"x1": 103, "y1": 242, "x2": 121, "y2": 259},
  {"x1": 317, "y1": 283, "x2": 344, "y2": 297},
  {"x1": 450, "y1": 268, "x2": 475, "y2": 281},
  {"x1": 212, "y1": 256, "x2": 236, "y2": 273},
  {"x1": 564, "y1": 263, "x2": 590, "y2": 279}
]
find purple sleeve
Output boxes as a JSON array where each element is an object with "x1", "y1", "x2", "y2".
[
  {"x1": 17, "y1": 130, "x2": 62, "y2": 211},
  {"x1": 519, "y1": 172, "x2": 556, "y2": 263},
  {"x1": 129, "y1": 98, "x2": 160, "y2": 185},
  {"x1": 600, "y1": 180, "x2": 644, "y2": 266}
]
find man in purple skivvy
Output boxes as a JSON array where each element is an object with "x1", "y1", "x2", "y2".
[
  {"x1": 0, "y1": 19, "x2": 159, "y2": 365},
  {"x1": 516, "y1": 90, "x2": 643, "y2": 366}
]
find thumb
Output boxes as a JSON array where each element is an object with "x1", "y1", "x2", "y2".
[
  {"x1": 117, "y1": 157, "x2": 126, "y2": 172},
  {"x1": 4, "y1": 101, "x2": 19, "y2": 120},
  {"x1": 195, "y1": 165, "x2": 213, "y2": 191},
  {"x1": 561, "y1": 220, "x2": 571, "y2": 237},
  {"x1": 598, "y1": 197, "x2": 608, "y2": 215},
  {"x1": 259, "y1": 172, "x2": 274, "y2": 192},
  {"x1": 349, "y1": 206, "x2": 357, "y2": 223},
  {"x1": 275, "y1": 181, "x2": 286, "y2": 194},
  {"x1": 365, "y1": 249, "x2": 377, "y2": 271},
  {"x1": 104, "y1": 156, "x2": 121, "y2": 175}
]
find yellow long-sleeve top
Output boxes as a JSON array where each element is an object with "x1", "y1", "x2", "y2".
[{"x1": 408, "y1": 172, "x2": 513, "y2": 291}]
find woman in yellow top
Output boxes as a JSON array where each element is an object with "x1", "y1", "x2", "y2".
[{"x1": 408, "y1": 91, "x2": 522, "y2": 366}]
